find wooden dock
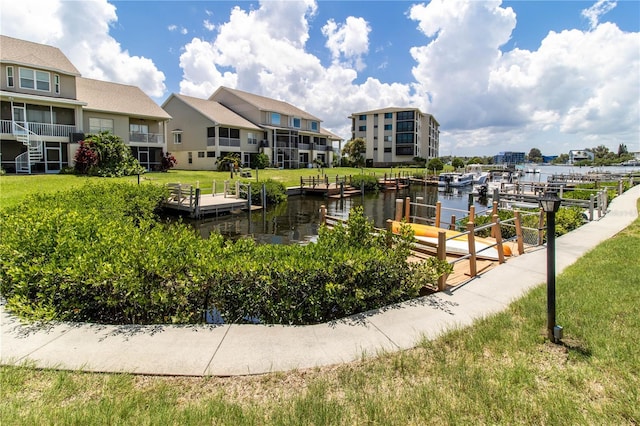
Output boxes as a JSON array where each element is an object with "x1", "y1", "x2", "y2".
[{"x1": 163, "y1": 183, "x2": 254, "y2": 218}]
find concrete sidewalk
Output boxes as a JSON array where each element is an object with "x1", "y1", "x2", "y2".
[{"x1": 2, "y1": 185, "x2": 638, "y2": 377}]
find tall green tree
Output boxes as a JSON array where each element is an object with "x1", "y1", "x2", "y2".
[
  {"x1": 427, "y1": 158, "x2": 444, "y2": 172},
  {"x1": 617, "y1": 143, "x2": 628, "y2": 156},
  {"x1": 451, "y1": 157, "x2": 465, "y2": 169},
  {"x1": 527, "y1": 148, "x2": 543, "y2": 163},
  {"x1": 342, "y1": 138, "x2": 366, "y2": 167}
]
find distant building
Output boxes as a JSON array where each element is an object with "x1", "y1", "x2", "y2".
[
  {"x1": 349, "y1": 107, "x2": 439, "y2": 167},
  {"x1": 569, "y1": 150, "x2": 594, "y2": 164},
  {"x1": 493, "y1": 151, "x2": 525, "y2": 165},
  {"x1": 542, "y1": 155, "x2": 558, "y2": 163}
]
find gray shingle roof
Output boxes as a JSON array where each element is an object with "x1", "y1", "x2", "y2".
[
  {"x1": 0, "y1": 35, "x2": 80, "y2": 76},
  {"x1": 76, "y1": 77, "x2": 171, "y2": 120},
  {"x1": 211, "y1": 86, "x2": 322, "y2": 122},
  {"x1": 169, "y1": 94, "x2": 261, "y2": 130}
]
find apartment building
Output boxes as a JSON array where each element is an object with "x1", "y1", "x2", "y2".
[
  {"x1": 163, "y1": 87, "x2": 340, "y2": 170},
  {"x1": 0, "y1": 35, "x2": 170, "y2": 173},
  {"x1": 349, "y1": 107, "x2": 439, "y2": 167},
  {"x1": 493, "y1": 151, "x2": 525, "y2": 166}
]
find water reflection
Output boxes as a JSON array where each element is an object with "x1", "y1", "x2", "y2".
[{"x1": 188, "y1": 184, "x2": 491, "y2": 245}]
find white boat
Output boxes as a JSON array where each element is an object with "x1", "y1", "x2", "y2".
[
  {"x1": 466, "y1": 164, "x2": 490, "y2": 184},
  {"x1": 438, "y1": 172, "x2": 474, "y2": 187}
]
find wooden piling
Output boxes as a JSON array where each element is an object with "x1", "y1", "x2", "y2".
[
  {"x1": 466, "y1": 221, "x2": 477, "y2": 277},
  {"x1": 395, "y1": 199, "x2": 404, "y2": 222},
  {"x1": 435, "y1": 201, "x2": 442, "y2": 227},
  {"x1": 405, "y1": 196, "x2": 411, "y2": 222},
  {"x1": 449, "y1": 215, "x2": 457, "y2": 230},
  {"x1": 437, "y1": 231, "x2": 447, "y2": 291},
  {"x1": 514, "y1": 211, "x2": 525, "y2": 255},
  {"x1": 492, "y1": 214, "x2": 505, "y2": 264},
  {"x1": 320, "y1": 205, "x2": 327, "y2": 225}
]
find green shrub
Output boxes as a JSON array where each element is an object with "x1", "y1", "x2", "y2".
[
  {"x1": 74, "y1": 131, "x2": 145, "y2": 177},
  {"x1": 0, "y1": 191, "x2": 450, "y2": 326},
  {"x1": 247, "y1": 178, "x2": 287, "y2": 205},
  {"x1": 349, "y1": 174, "x2": 380, "y2": 191}
]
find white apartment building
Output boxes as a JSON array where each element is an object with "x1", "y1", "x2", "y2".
[{"x1": 349, "y1": 107, "x2": 439, "y2": 167}]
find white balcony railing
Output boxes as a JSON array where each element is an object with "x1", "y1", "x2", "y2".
[
  {"x1": 129, "y1": 132, "x2": 164, "y2": 144},
  {"x1": 0, "y1": 119, "x2": 77, "y2": 138}
]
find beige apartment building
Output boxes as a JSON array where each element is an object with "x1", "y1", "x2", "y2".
[
  {"x1": 0, "y1": 35, "x2": 170, "y2": 173},
  {"x1": 349, "y1": 107, "x2": 439, "y2": 167},
  {"x1": 163, "y1": 87, "x2": 340, "y2": 170}
]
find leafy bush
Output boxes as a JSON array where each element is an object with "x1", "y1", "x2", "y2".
[
  {"x1": 73, "y1": 132, "x2": 145, "y2": 177},
  {"x1": 255, "y1": 153, "x2": 269, "y2": 169},
  {"x1": 349, "y1": 174, "x2": 380, "y2": 191},
  {"x1": 160, "y1": 151, "x2": 177, "y2": 172},
  {"x1": 464, "y1": 206, "x2": 585, "y2": 240},
  {"x1": 0, "y1": 191, "x2": 450, "y2": 326},
  {"x1": 248, "y1": 178, "x2": 287, "y2": 205}
]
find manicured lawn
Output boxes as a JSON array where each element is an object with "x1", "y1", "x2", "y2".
[
  {"x1": 0, "y1": 167, "x2": 419, "y2": 210},
  {"x1": 1, "y1": 201, "x2": 638, "y2": 424}
]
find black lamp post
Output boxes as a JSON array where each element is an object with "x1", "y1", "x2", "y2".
[{"x1": 539, "y1": 191, "x2": 562, "y2": 343}]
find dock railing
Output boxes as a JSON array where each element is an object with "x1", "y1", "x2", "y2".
[{"x1": 166, "y1": 183, "x2": 196, "y2": 210}]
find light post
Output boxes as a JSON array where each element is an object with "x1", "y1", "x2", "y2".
[{"x1": 539, "y1": 191, "x2": 562, "y2": 343}]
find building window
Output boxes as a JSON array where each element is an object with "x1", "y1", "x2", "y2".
[
  {"x1": 89, "y1": 117, "x2": 114, "y2": 133},
  {"x1": 270, "y1": 112, "x2": 281, "y2": 125},
  {"x1": 130, "y1": 123, "x2": 148, "y2": 134},
  {"x1": 188, "y1": 152, "x2": 192, "y2": 164},
  {"x1": 384, "y1": 147, "x2": 392, "y2": 153},
  {"x1": 248, "y1": 132, "x2": 258, "y2": 144},
  {"x1": 359, "y1": 115, "x2": 366, "y2": 120},
  {"x1": 207, "y1": 151, "x2": 216, "y2": 158},
  {"x1": 396, "y1": 133, "x2": 414, "y2": 144},
  {"x1": 384, "y1": 135, "x2": 392, "y2": 142},
  {"x1": 384, "y1": 124, "x2": 392, "y2": 130},
  {"x1": 19, "y1": 68, "x2": 50, "y2": 91},
  {"x1": 384, "y1": 112, "x2": 392, "y2": 119},
  {"x1": 7, "y1": 66, "x2": 14, "y2": 87},
  {"x1": 358, "y1": 125, "x2": 366, "y2": 131},
  {"x1": 54, "y1": 74, "x2": 60, "y2": 94},
  {"x1": 309, "y1": 121, "x2": 319, "y2": 131},
  {"x1": 396, "y1": 121, "x2": 414, "y2": 132},
  {"x1": 173, "y1": 132, "x2": 182, "y2": 144},
  {"x1": 219, "y1": 127, "x2": 240, "y2": 138},
  {"x1": 397, "y1": 111, "x2": 415, "y2": 120},
  {"x1": 290, "y1": 117, "x2": 301, "y2": 128},
  {"x1": 198, "y1": 151, "x2": 205, "y2": 158}
]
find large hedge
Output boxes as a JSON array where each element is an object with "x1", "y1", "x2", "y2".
[{"x1": 0, "y1": 182, "x2": 450, "y2": 325}]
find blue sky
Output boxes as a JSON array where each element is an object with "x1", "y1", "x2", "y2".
[{"x1": 2, "y1": 0, "x2": 639, "y2": 157}]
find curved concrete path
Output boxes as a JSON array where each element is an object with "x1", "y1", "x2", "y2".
[{"x1": 2, "y1": 185, "x2": 638, "y2": 377}]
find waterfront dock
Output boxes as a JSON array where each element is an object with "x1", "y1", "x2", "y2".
[{"x1": 163, "y1": 182, "x2": 256, "y2": 218}]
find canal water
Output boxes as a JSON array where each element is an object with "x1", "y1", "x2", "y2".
[
  {"x1": 188, "y1": 165, "x2": 640, "y2": 245},
  {"x1": 190, "y1": 184, "x2": 490, "y2": 244}
]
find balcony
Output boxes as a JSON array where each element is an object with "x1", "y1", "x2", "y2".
[
  {"x1": 1, "y1": 120, "x2": 77, "y2": 138},
  {"x1": 129, "y1": 132, "x2": 164, "y2": 144}
]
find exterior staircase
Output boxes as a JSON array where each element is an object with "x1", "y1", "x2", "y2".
[{"x1": 14, "y1": 122, "x2": 43, "y2": 174}]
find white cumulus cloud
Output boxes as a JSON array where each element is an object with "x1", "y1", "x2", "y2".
[
  {"x1": 0, "y1": 0, "x2": 166, "y2": 98},
  {"x1": 322, "y1": 16, "x2": 371, "y2": 71},
  {"x1": 177, "y1": 0, "x2": 409, "y2": 138}
]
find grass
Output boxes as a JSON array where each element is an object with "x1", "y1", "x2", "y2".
[
  {"x1": 0, "y1": 167, "x2": 422, "y2": 210},
  {"x1": 1, "y1": 200, "x2": 638, "y2": 424}
]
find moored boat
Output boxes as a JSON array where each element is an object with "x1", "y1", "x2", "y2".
[{"x1": 438, "y1": 172, "x2": 474, "y2": 187}]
